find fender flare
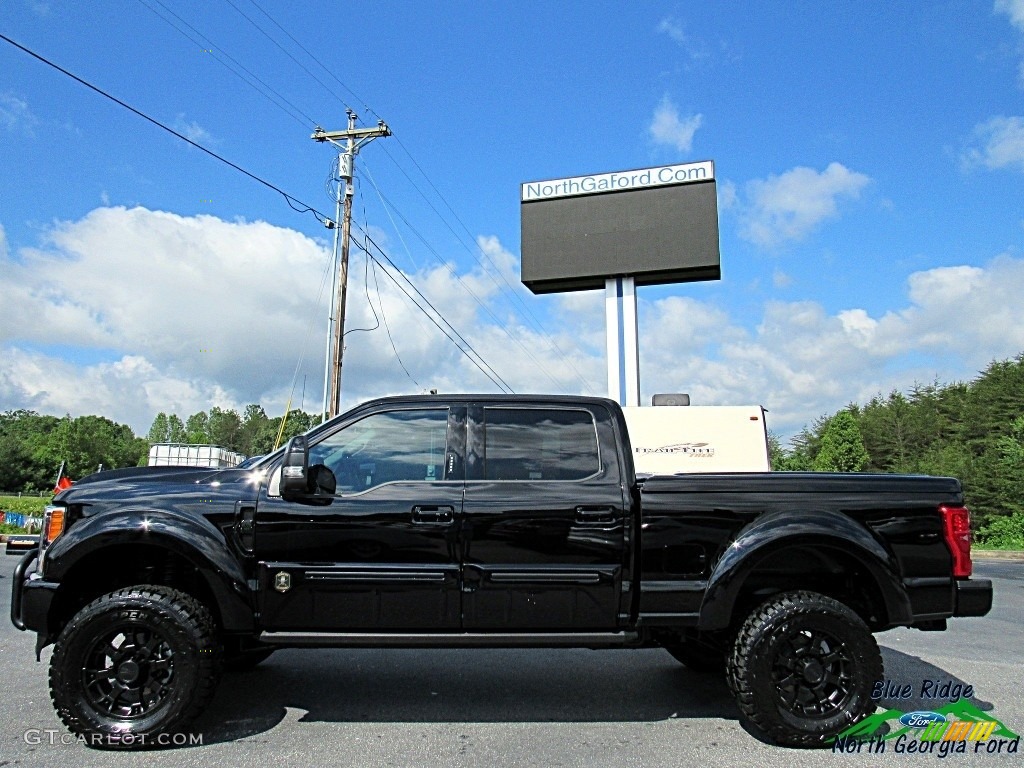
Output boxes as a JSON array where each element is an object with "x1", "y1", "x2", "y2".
[
  {"x1": 697, "y1": 508, "x2": 912, "y2": 631},
  {"x1": 43, "y1": 507, "x2": 253, "y2": 631}
]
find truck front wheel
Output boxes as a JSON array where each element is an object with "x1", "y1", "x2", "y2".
[
  {"x1": 726, "y1": 590, "x2": 881, "y2": 747},
  {"x1": 49, "y1": 585, "x2": 222, "y2": 749}
]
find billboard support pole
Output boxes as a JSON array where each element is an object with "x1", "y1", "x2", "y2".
[{"x1": 605, "y1": 276, "x2": 640, "y2": 408}]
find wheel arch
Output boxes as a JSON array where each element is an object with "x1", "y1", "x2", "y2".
[
  {"x1": 43, "y1": 509, "x2": 253, "y2": 640},
  {"x1": 698, "y1": 509, "x2": 912, "y2": 632}
]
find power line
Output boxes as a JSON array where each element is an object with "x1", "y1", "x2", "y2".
[
  {"x1": 0, "y1": 32, "x2": 334, "y2": 228},
  {"x1": 359, "y1": 161, "x2": 566, "y2": 392},
  {"x1": 369, "y1": 259, "x2": 420, "y2": 389},
  {"x1": 222, "y1": 0, "x2": 361, "y2": 116},
  {"x1": 365, "y1": 250, "x2": 512, "y2": 394},
  {"x1": 245, "y1": 0, "x2": 379, "y2": 119},
  {"x1": 382, "y1": 137, "x2": 597, "y2": 392},
  {"x1": 354, "y1": 229, "x2": 514, "y2": 394},
  {"x1": 342, "y1": 249, "x2": 380, "y2": 337},
  {"x1": 227, "y1": 2, "x2": 593, "y2": 392},
  {"x1": 138, "y1": 0, "x2": 317, "y2": 129}
]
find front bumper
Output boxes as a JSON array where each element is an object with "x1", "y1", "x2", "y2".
[
  {"x1": 10, "y1": 549, "x2": 57, "y2": 634},
  {"x1": 954, "y1": 578, "x2": 993, "y2": 617}
]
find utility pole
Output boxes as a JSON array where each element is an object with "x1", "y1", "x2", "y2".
[{"x1": 312, "y1": 110, "x2": 390, "y2": 421}]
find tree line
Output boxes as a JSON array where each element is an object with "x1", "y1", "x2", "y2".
[
  {"x1": 4, "y1": 356, "x2": 1024, "y2": 547},
  {"x1": 0, "y1": 405, "x2": 318, "y2": 492},
  {"x1": 770, "y1": 354, "x2": 1024, "y2": 548}
]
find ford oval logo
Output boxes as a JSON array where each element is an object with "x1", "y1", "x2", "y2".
[{"x1": 900, "y1": 711, "x2": 947, "y2": 728}]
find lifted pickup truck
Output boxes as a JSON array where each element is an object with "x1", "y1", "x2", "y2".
[{"x1": 11, "y1": 394, "x2": 992, "y2": 748}]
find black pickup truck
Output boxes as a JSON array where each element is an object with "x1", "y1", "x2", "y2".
[{"x1": 10, "y1": 394, "x2": 992, "y2": 749}]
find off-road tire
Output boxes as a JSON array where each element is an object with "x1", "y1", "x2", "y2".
[
  {"x1": 726, "y1": 590, "x2": 882, "y2": 747},
  {"x1": 49, "y1": 585, "x2": 222, "y2": 750}
]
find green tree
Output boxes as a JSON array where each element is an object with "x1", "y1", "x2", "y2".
[
  {"x1": 813, "y1": 411, "x2": 869, "y2": 472},
  {"x1": 184, "y1": 412, "x2": 210, "y2": 444},
  {"x1": 147, "y1": 412, "x2": 170, "y2": 443},
  {"x1": 167, "y1": 414, "x2": 186, "y2": 443},
  {"x1": 0, "y1": 410, "x2": 146, "y2": 490},
  {"x1": 208, "y1": 407, "x2": 242, "y2": 451},
  {"x1": 239, "y1": 404, "x2": 268, "y2": 456}
]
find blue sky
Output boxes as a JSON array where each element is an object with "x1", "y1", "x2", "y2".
[{"x1": 2, "y1": 0, "x2": 1024, "y2": 440}]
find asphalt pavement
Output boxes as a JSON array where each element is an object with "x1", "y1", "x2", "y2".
[{"x1": 0, "y1": 553, "x2": 1020, "y2": 767}]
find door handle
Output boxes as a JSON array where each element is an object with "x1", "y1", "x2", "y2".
[
  {"x1": 575, "y1": 506, "x2": 616, "y2": 524},
  {"x1": 412, "y1": 505, "x2": 455, "y2": 524}
]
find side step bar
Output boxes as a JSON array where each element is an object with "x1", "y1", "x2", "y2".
[{"x1": 259, "y1": 630, "x2": 639, "y2": 649}]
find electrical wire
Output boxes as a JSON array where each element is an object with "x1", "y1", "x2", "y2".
[
  {"x1": 354, "y1": 230, "x2": 514, "y2": 393},
  {"x1": 381, "y1": 138, "x2": 597, "y2": 393},
  {"x1": 222, "y1": 0, "x2": 359, "y2": 116},
  {"x1": 225, "y1": 2, "x2": 594, "y2": 392},
  {"x1": 366, "y1": 250, "x2": 511, "y2": 394},
  {"x1": 359, "y1": 162, "x2": 564, "y2": 391},
  {"x1": 137, "y1": 0, "x2": 316, "y2": 129},
  {"x1": 277, "y1": 221, "x2": 339, "y2": 442},
  {"x1": 0, "y1": 33, "x2": 335, "y2": 229},
  {"x1": 342, "y1": 248, "x2": 380, "y2": 337},
  {"x1": 370, "y1": 259, "x2": 419, "y2": 389},
  {"x1": 244, "y1": 0, "x2": 380, "y2": 120}
]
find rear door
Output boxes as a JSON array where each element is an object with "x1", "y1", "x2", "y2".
[
  {"x1": 255, "y1": 405, "x2": 465, "y2": 630},
  {"x1": 461, "y1": 403, "x2": 628, "y2": 630}
]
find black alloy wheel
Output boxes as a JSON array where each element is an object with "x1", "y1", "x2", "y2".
[
  {"x1": 81, "y1": 624, "x2": 176, "y2": 718},
  {"x1": 49, "y1": 585, "x2": 222, "y2": 749},
  {"x1": 772, "y1": 625, "x2": 856, "y2": 718}
]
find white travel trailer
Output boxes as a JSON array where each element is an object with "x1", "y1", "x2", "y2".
[{"x1": 621, "y1": 403, "x2": 771, "y2": 475}]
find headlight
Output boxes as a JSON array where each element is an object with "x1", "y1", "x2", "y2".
[{"x1": 42, "y1": 505, "x2": 66, "y2": 549}]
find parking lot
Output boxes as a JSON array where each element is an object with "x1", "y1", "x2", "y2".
[{"x1": 1, "y1": 554, "x2": 1021, "y2": 767}]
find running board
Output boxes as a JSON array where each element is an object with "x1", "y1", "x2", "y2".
[{"x1": 259, "y1": 630, "x2": 639, "y2": 649}]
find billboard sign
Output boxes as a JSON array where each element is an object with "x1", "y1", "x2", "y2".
[
  {"x1": 521, "y1": 160, "x2": 714, "y2": 203},
  {"x1": 520, "y1": 160, "x2": 720, "y2": 294}
]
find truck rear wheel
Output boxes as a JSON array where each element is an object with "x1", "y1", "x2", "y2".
[
  {"x1": 49, "y1": 585, "x2": 222, "y2": 749},
  {"x1": 727, "y1": 590, "x2": 881, "y2": 747}
]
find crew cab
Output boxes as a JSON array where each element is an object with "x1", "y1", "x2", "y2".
[{"x1": 10, "y1": 394, "x2": 992, "y2": 748}]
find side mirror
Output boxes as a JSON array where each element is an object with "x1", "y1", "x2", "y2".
[{"x1": 280, "y1": 435, "x2": 309, "y2": 499}]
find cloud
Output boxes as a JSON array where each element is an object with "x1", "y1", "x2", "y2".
[
  {"x1": 0, "y1": 348, "x2": 239, "y2": 431},
  {"x1": 631, "y1": 254, "x2": 1024, "y2": 436},
  {"x1": 0, "y1": 92, "x2": 39, "y2": 137},
  {"x1": 648, "y1": 96, "x2": 703, "y2": 153},
  {"x1": 0, "y1": 207, "x2": 599, "y2": 431},
  {"x1": 735, "y1": 162, "x2": 871, "y2": 247},
  {"x1": 172, "y1": 114, "x2": 213, "y2": 144},
  {"x1": 772, "y1": 269, "x2": 793, "y2": 288},
  {"x1": 997, "y1": 0, "x2": 1024, "y2": 84},
  {"x1": 0, "y1": 207, "x2": 332, "y2": 428},
  {"x1": 4, "y1": 206, "x2": 1024, "y2": 442},
  {"x1": 656, "y1": 17, "x2": 709, "y2": 61},
  {"x1": 961, "y1": 115, "x2": 1024, "y2": 171},
  {"x1": 997, "y1": 0, "x2": 1024, "y2": 32}
]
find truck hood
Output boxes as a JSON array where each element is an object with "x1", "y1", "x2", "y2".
[{"x1": 54, "y1": 465, "x2": 261, "y2": 506}]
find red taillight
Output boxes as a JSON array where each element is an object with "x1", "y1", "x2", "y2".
[{"x1": 940, "y1": 505, "x2": 972, "y2": 578}]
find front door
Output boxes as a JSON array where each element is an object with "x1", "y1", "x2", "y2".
[
  {"x1": 255, "y1": 406, "x2": 465, "y2": 630},
  {"x1": 461, "y1": 404, "x2": 628, "y2": 630}
]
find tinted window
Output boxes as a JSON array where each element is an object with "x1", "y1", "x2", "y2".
[
  {"x1": 483, "y1": 408, "x2": 600, "y2": 481},
  {"x1": 310, "y1": 409, "x2": 449, "y2": 493}
]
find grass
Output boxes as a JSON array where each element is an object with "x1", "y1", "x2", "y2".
[{"x1": 0, "y1": 495, "x2": 47, "y2": 534}]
